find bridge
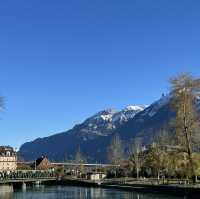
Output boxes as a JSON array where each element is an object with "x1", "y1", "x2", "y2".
[
  {"x1": 18, "y1": 161, "x2": 120, "y2": 167},
  {"x1": 0, "y1": 161, "x2": 120, "y2": 187},
  {"x1": 0, "y1": 169, "x2": 57, "y2": 188},
  {"x1": 51, "y1": 162, "x2": 120, "y2": 167},
  {"x1": 0, "y1": 177, "x2": 56, "y2": 184}
]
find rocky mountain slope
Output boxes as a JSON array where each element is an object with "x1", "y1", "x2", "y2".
[
  {"x1": 19, "y1": 105, "x2": 146, "y2": 162},
  {"x1": 18, "y1": 94, "x2": 200, "y2": 163}
]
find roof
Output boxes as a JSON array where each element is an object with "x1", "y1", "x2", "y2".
[
  {"x1": 35, "y1": 156, "x2": 50, "y2": 166},
  {"x1": 0, "y1": 146, "x2": 14, "y2": 152},
  {"x1": 0, "y1": 146, "x2": 16, "y2": 156}
]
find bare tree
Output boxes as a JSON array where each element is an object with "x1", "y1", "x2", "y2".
[
  {"x1": 73, "y1": 147, "x2": 87, "y2": 177},
  {"x1": 108, "y1": 135, "x2": 124, "y2": 165},
  {"x1": 74, "y1": 147, "x2": 86, "y2": 164},
  {"x1": 170, "y1": 73, "x2": 200, "y2": 180},
  {"x1": 128, "y1": 137, "x2": 143, "y2": 179}
]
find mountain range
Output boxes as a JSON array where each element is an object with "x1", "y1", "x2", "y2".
[{"x1": 19, "y1": 95, "x2": 174, "y2": 163}]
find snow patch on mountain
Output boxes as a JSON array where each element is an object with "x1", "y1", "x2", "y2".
[
  {"x1": 75, "y1": 105, "x2": 146, "y2": 138},
  {"x1": 124, "y1": 105, "x2": 146, "y2": 111},
  {"x1": 85, "y1": 106, "x2": 145, "y2": 124},
  {"x1": 112, "y1": 105, "x2": 146, "y2": 124}
]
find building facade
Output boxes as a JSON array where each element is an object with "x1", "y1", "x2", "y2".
[{"x1": 0, "y1": 146, "x2": 17, "y2": 171}]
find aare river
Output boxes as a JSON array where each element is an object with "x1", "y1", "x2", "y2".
[{"x1": 0, "y1": 185, "x2": 185, "y2": 199}]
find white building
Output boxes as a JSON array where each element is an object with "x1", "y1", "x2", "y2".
[
  {"x1": 0, "y1": 146, "x2": 17, "y2": 171},
  {"x1": 87, "y1": 172, "x2": 106, "y2": 181}
]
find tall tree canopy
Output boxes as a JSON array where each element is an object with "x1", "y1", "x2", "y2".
[{"x1": 170, "y1": 73, "x2": 200, "y2": 178}]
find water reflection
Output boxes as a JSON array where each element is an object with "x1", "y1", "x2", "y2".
[
  {"x1": 0, "y1": 185, "x2": 13, "y2": 199},
  {"x1": 0, "y1": 185, "x2": 184, "y2": 199}
]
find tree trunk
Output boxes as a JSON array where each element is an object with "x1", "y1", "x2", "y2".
[
  {"x1": 136, "y1": 167, "x2": 139, "y2": 179},
  {"x1": 157, "y1": 171, "x2": 160, "y2": 184}
]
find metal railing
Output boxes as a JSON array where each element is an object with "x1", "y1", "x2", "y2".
[{"x1": 0, "y1": 170, "x2": 56, "y2": 181}]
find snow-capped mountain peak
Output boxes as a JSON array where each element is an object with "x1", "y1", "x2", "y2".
[
  {"x1": 88, "y1": 105, "x2": 145, "y2": 123},
  {"x1": 124, "y1": 105, "x2": 146, "y2": 112},
  {"x1": 92, "y1": 109, "x2": 117, "y2": 121},
  {"x1": 112, "y1": 105, "x2": 146, "y2": 124},
  {"x1": 77, "y1": 105, "x2": 146, "y2": 138}
]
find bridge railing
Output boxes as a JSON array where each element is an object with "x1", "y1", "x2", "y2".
[{"x1": 0, "y1": 170, "x2": 56, "y2": 181}]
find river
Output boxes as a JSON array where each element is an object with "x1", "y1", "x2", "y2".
[{"x1": 0, "y1": 185, "x2": 185, "y2": 199}]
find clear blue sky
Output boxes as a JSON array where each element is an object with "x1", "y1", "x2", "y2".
[{"x1": 1, "y1": 0, "x2": 200, "y2": 148}]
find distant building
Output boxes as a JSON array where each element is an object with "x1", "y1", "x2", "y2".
[
  {"x1": 32, "y1": 156, "x2": 52, "y2": 170},
  {"x1": 87, "y1": 172, "x2": 106, "y2": 181},
  {"x1": 0, "y1": 146, "x2": 17, "y2": 171}
]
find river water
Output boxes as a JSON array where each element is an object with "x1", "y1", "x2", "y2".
[{"x1": 0, "y1": 185, "x2": 185, "y2": 199}]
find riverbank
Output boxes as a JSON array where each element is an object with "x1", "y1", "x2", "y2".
[
  {"x1": 43, "y1": 178, "x2": 200, "y2": 199},
  {"x1": 101, "y1": 183, "x2": 200, "y2": 198},
  {"x1": 1, "y1": 177, "x2": 198, "y2": 198}
]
